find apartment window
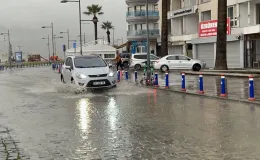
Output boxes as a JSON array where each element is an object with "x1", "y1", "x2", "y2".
[
  {"x1": 154, "y1": 23, "x2": 159, "y2": 29},
  {"x1": 201, "y1": 10, "x2": 211, "y2": 21},
  {"x1": 228, "y1": 6, "x2": 237, "y2": 27},
  {"x1": 135, "y1": 5, "x2": 145, "y2": 11},
  {"x1": 201, "y1": 0, "x2": 210, "y2": 3},
  {"x1": 135, "y1": 24, "x2": 146, "y2": 30},
  {"x1": 154, "y1": 4, "x2": 158, "y2": 11}
]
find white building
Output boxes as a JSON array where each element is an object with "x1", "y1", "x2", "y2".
[
  {"x1": 168, "y1": 0, "x2": 260, "y2": 68},
  {"x1": 126, "y1": 0, "x2": 161, "y2": 55}
]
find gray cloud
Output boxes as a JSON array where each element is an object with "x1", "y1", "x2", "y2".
[{"x1": 0, "y1": 0, "x2": 127, "y2": 58}]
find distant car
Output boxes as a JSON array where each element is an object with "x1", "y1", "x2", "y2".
[
  {"x1": 130, "y1": 53, "x2": 160, "y2": 70},
  {"x1": 61, "y1": 54, "x2": 117, "y2": 88},
  {"x1": 153, "y1": 55, "x2": 206, "y2": 72},
  {"x1": 120, "y1": 53, "x2": 131, "y2": 68}
]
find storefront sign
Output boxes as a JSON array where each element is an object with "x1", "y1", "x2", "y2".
[
  {"x1": 199, "y1": 18, "x2": 231, "y2": 37},
  {"x1": 168, "y1": 6, "x2": 197, "y2": 19}
]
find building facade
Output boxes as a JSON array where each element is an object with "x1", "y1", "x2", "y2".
[
  {"x1": 126, "y1": 0, "x2": 161, "y2": 55},
  {"x1": 168, "y1": 0, "x2": 260, "y2": 68}
]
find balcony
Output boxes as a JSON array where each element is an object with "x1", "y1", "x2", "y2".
[
  {"x1": 127, "y1": 29, "x2": 160, "y2": 40},
  {"x1": 126, "y1": 0, "x2": 159, "y2": 6},
  {"x1": 126, "y1": 11, "x2": 159, "y2": 23}
]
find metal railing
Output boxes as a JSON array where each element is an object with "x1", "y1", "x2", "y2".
[
  {"x1": 127, "y1": 29, "x2": 160, "y2": 36},
  {"x1": 126, "y1": 11, "x2": 159, "y2": 17}
]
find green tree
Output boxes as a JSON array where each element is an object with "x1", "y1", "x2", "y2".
[
  {"x1": 160, "y1": 0, "x2": 168, "y2": 57},
  {"x1": 101, "y1": 21, "x2": 114, "y2": 44},
  {"x1": 83, "y1": 4, "x2": 104, "y2": 42},
  {"x1": 215, "y1": 0, "x2": 228, "y2": 70}
]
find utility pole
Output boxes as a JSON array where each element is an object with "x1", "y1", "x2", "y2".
[
  {"x1": 112, "y1": 28, "x2": 115, "y2": 45},
  {"x1": 146, "y1": 0, "x2": 151, "y2": 84}
]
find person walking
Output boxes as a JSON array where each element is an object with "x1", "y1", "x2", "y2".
[{"x1": 114, "y1": 52, "x2": 123, "y2": 71}]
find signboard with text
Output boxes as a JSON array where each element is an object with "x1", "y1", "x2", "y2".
[{"x1": 199, "y1": 18, "x2": 231, "y2": 37}]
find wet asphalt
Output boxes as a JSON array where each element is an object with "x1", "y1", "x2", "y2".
[{"x1": 1, "y1": 67, "x2": 260, "y2": 159}]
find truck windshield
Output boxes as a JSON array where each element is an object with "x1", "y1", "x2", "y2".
[{"x1": 74, "y1": 57, "x2": 107, "y2": 68}]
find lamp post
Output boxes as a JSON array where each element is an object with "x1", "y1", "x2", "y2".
[
  {"x1": 60, "y1": 29, "x2": 70, "y2": 49},
  {"x1": 53, "y1": 36, "x2": 63, "y2": 56},
  {"x1": 145, "y1": 0, "x2": 151, "y2": 84},
  {"x1": 0, "y1": 30, "x2": 12, "y2": 68},
  {"x1": 78, "y1": 33, "x2": 86, "y2": 44},
  {"x1": 42, "y1": 22, "x2": 54, "y2": 57},
  {"x1": 61, "y1": 0, "x2": 83, "y2": 55},
  {"x1": 42, "y1": 35, "x2": 51, "y2": 62},
  {"x1": 112, "y1": 28, "x2": 115, "y2": 45}
]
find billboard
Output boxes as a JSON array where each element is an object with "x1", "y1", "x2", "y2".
[
  {"x1": 15, "y1": 52, "x2": 22, "y2": 62},
  {"x1": 199, "y1": 18, "x2": 231, "y2": 37}
]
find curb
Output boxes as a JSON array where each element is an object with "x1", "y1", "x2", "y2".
[
  {"x1": 182, "y1": 71, "x2": 259, "y2": 78},
  {"x1": 128, "y1": 81, "x2": 260, "y2": 106}
]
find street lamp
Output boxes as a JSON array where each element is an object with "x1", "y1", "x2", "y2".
[
  {"x1": 61, "y1": 0, "x2": 83, "y2": 55},
  {"x1": 53, "y1": 36, "x2": 63, "y2": 56},
  {"x1": 41, "y1": 22, "x2": 54, "y2": 57},
  {"x1": 60, "y1": 29, "x2": 70, "y2": 49},
  {"x1": 0, "y1": 30, "x2": 12, "y2": 68},
  {"x1": 78, "y1": 33, "x2": 86, "y2": 44},
  {"x1": 42, "y1": 35, "x2": 51, "y2": 62},
  {"x1": 145, "y1": 0, "x2": 151, "y2": 84}
]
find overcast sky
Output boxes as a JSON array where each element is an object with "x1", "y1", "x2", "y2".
[{"x1": 0, "y1": 0, "x2": 127, "y2": 58}]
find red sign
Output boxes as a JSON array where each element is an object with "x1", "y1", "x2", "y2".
[{"x1": 199, "y1": 18, "x2": 231, "y2": 37}]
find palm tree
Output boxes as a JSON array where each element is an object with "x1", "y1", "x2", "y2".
[
  {"x1": 83, "y1": 4, "x2": 104, "y2": 42},
  {"x1": 215, "y1": 0, "x2": 228, "y2": 70},
  {"x1": 160, "y1": 0, "x2": 168, "y2": 57},
  {"x1": 101, "y1": 21, "x2": 114, "y2": 44}
]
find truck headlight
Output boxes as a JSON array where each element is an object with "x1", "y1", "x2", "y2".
[{"x1": 75, "y1": 73, "x2": 87, "y2": 79}]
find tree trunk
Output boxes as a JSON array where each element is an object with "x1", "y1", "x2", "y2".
[
  {"x1": 93, "y1": 16, "x2": 98, "y2": 42},
  {"x1": 215, "y1": 0, "x2": 228, "y2": 70},
  {"x1": 106, "y1": 30, "x2": 110, "y2": 44},
  {"x1": 160, "y1": 0, "x2": 168, "y2": 57}
]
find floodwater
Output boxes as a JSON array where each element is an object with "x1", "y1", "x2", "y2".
[{"x1": 0, "y1": 68, "x2": 260, "y2": 159}]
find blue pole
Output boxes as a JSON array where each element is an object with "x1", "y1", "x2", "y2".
[
  {"x1": 198, "y1": 74, "x2": 204, "y2": 94},
  {"x1": 154, "y1": 72, "x2": 159, "y2": 87},
  {"x1": 117, "y1": 71, "x2": 120, "y2": 82},
  {"x1": 248, "y1": 75, "x2": 255, "y2": 101},
  {"x1": 125, "y1": 71, "x2": 128, "y2": 80},
  {"x1": 165, "y1": 73, "x2": 169, "y2": 89},
  {"x1": 135, "y1": 71, "x2": 137, "y2": 82},
  {"x1": 220, "y1": 75, "x2": 227, "y2": 97},
  {"x1": 181, "y1": 72, "x2": 186, "y2": 92}
]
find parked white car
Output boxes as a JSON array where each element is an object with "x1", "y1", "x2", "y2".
[
  {"x1": 129, "y1": 53, "x2": 160, "y2": 70},
  {"x1": 61, "y1": 55, "x2": 117, "y2": 88},
  {"x1": 153, "y1": 55, "x2": 206, "y2": 72}
]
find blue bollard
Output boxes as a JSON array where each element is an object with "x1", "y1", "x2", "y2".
[
  {"x1": 198, "y1": 73, "x2": 204, "y2": 94},
  {"x1": 117, "y1": 71, "x2": 120, "y2": 82},
  {"x1": 154, "y1": 72, "x2": 159, "y2": 87},
  {"x1": 181, "y1": 72, "x2": 186, "y2": 92},
  {"x1": 220, "y1": 74, "x2": 227, "y2": 97},
  {"x1": 165, "y1": 72, "x2": 169, "y2": 89},
  {"x1": 135, "y1": 71, "x2": 138, "y2": 82},
  {"x1": 125, "y1": 71, "x2": 128, "y2": 80},
  {"x1": 248, "y1": 75, "x2": 256, "y2": 101}
]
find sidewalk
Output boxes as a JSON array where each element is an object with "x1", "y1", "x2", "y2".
[
  {"x1": 183, "y1": 69, "x2": 260, "y2": 78},
  {"x1": 129, "y1": 71, "x2": 260, "y2": 102}
]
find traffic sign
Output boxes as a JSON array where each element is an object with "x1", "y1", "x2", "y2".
[{"x1": 73, "y1": 42, "x2": 76, "y2": 49}]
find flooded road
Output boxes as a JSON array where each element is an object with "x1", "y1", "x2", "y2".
[{"x1": 1, "y1": 68, "x2": 260, "y2": 159}]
